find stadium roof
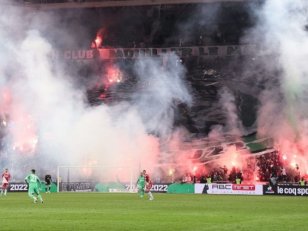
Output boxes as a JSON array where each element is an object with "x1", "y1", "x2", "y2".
[{"x1": 22, "y1": 0, "x2": 256, "y2": 10}]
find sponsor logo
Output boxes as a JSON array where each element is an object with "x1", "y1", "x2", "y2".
[
  {"x1": 202, "y1": 184, "x2": 209, "y2": 194},
  {"x1": 150, "y1": 184, "x2": 169, "y2": 192},
  {"x1": 61, "y1": 182, "x2": 93, "y2": 192},
  {"x1": 264, "y1": 185, "x2": 275, "y2": 194},
  {"x1": 209, "y1": 184, "x2": 263, "y2": 195},
  {"x1": 264, "y1": 185, "x2": 308, "y2": 196},
  {"x1": 232, "y1": 185, "x2": 255, "y2": 191},
  {"x1": 212, "y1": 184, "x2": 232, "y2": 190},
  {"x1": 297, "y1": 188, "x2": 308, "y2": 196},
  {"x1": 9, "y1": 183, "x2": 28, "y2": 192},
  {"x1": 209, "y1": 184, "x2": 233, "y2": 194},
  {"x1": 124, "y1": 183, "x2": 170, "y2": 193},
  {"x1": 277, "y1": 186, "x2": 297, "y2": 195},
  {"x1": 277, "y1": 186, "x2": 308, "y2": 196}
]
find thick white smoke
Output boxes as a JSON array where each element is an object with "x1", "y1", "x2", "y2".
[
  {"x1": 132, "y1": 54, "x2": 192, "y2": 138},
  {"x1": 0, "y1": 5, "x2": 192, "y2": 182},
  {"x1": 218, "y1": 87, "x2": 243, "y2": 136},
  {"x1": 248, "y1": 0, "x2": 308, "y2": 173}
]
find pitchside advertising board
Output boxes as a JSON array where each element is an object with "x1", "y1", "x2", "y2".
[
  {"x1": 101, "y1": 183, "x2": 170, "y2": 193},
  {"x1": 61, "y1": 182, "x2": 94, "y2": 192},
  {"x1": 8, "y1": 182, "x2": 57, "y2": 193},
  {"x1": 7, "y1": 182, "x2": 170, "y2": 193},
  {"x1": 263, "y1": 184, "x2": 308, "y2": 196},
  {"x1": 125, "y1": 183, "x2": 170, "y2": 193},
  {"x1": 7, "y1": 183, "x2": 28, "y2": 192},
  {"x1": 195, "y1": 183, "x2": 263, "y2": 195},
  {"x1": 59, "y1": 182, "x2": 170, "y2": 193}
]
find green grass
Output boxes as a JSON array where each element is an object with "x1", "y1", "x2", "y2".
[{"x1": 0, "y1": 193, "x2": 307, "y2": 231}]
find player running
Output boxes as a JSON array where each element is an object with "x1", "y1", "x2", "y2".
[
  {"x1": 25, "y1": 169, "x2": 44, "y2": 203},
  {"x1": 1, "y1": 168, "x2": 11, "y2": 196},
  {"x1": 143, "y1": 170, "x2": 154, "y2": 201},
  {"x1": 45, "y1": 174, "x2": 52, "y2": 193},
  {"x1": 136, "y1": 171, "x2": 145, "y2": 198}
]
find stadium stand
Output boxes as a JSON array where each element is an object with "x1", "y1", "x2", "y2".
[{"x1": 3, "y1": 0, "x2": 299, "y2": 185}]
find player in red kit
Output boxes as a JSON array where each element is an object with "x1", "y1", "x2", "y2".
[
  {"x1": 1, "y1": 168, "x2": 11, "y2": 196},
  {"x1": 143, "y1": 170, "x2": 154, "y2": 200}
]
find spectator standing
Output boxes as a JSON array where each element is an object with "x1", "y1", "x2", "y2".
[{"x1": 299, "y1": 177, "x2": 306, "y2": 186}]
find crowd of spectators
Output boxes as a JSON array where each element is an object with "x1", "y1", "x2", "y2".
[
  {"x1": 256, "y1": 151, "x2": 282, "y2": 182},
  {"x1": 180, "y1": 165, "x2": 245, "y2": 184},
  {"x1": 256, "y1": 151, "x2": 304, "y2": 185},
  {"x1": 176, "y1": 151, "x2": 306, "y2": 185}
]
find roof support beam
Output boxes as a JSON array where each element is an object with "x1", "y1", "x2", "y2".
[{"x1": 23, "y1": 0, "x2": 252, "y2": 10}]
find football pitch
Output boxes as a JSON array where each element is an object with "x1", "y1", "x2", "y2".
[{"x1": 0, "y1": 193, "x2": 307, "y2": 231}]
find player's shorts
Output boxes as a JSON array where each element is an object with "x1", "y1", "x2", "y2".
[
  {"x1": 137, "y1": 184, "x2": 145, "y2": 190},
  {"x1": 28, "y1": 186, "x2": 40, "y2": 196},
  {"x1": 2, "y1": 183, "x2": 9, "y2": 189},
  {"x1": 145, "y1": 182, "x2": 152, "y2": 192}
]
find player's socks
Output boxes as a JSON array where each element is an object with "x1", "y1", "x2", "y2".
[
  {"x1": 139, "y1": 189, "x2": 144, "y2": 198},
  {"x1": 148, "y1": 192, "x2": 154, "y2": 200},
  {"x1": 38, "y1": 195, "x2": 43, "y2": 202},
  {"x1": 4, "y1": 189, "x2": 7, "y2": 196}
]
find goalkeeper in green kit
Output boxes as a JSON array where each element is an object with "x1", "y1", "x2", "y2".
[
  {"x1": 25, "y1": 169, "x2": 44, "y2": 203},
  {"x1": 136, "y1": 172, "x2": 145, "y2": 198}
]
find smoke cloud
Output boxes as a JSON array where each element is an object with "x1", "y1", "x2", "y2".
[
  {"x1": 245, "y1": 0, "x2": 308, "y2": 173},
  {"x1": 0, "y1": 4, "x2": 192, "y2": 182},
  {"x1": 218, "y1": 86, "x2": 243, "y2": 136},
  {"x1": 5, "y1": 0, "x2": 308, "y2": 184},
  {"x1": 199, "y1": 0, "x2": 308, "y2": 178}
]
